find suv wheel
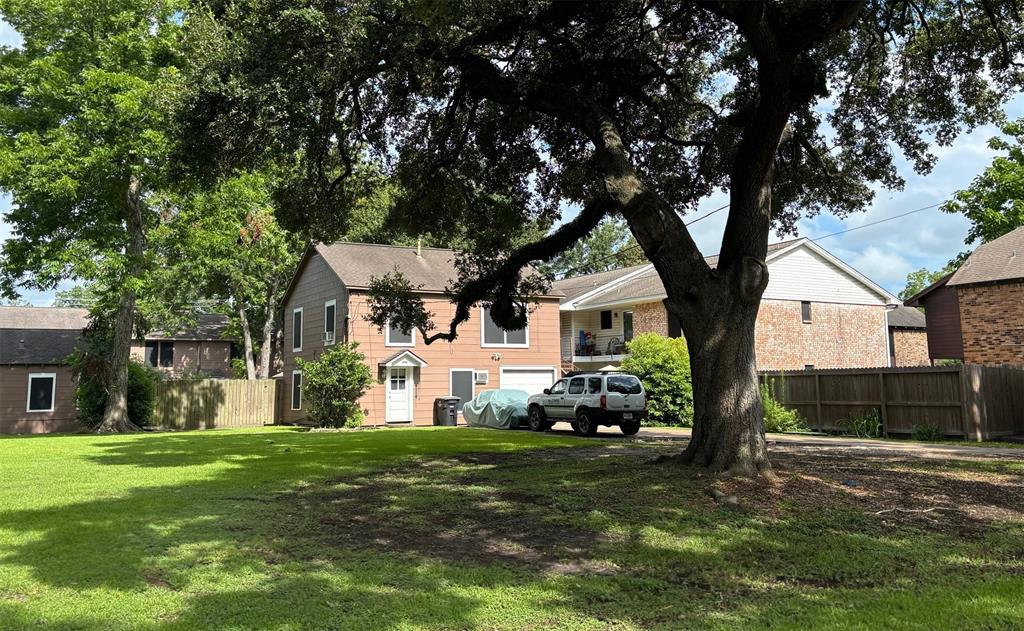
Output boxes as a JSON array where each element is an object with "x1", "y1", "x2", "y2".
[
  {"x1": 527, "y1": 406, "x2": 548, "y2": 432},
  {"x1": 620, "y1": 420, "x2": 641, "y2": 436},
  {"x1": 574, "y1": 410, "x2": 599, "y2": 436}
]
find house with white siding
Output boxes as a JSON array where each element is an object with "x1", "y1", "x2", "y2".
[{"x1": 555, "y1": 238, "x2": 902, "y2": 371}]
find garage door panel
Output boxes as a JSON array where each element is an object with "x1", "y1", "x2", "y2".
[{"x1": 500, "y1": 367, "x2": 557, "y2": 394}]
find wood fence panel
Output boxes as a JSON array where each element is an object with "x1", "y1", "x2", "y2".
[{"x1": 153, "y1": 379, "x2": 278, "y2": 430}]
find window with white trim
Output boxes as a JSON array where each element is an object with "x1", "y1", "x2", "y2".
[
  {"x1": 291, "y1": 371, "x2": 303, "y2": 410},
  {"x1": 481, "y1": 306, "x2": 528, "y2": 347},
  {"x1": 324, "y1": 300, "x2": 336, "y2": 345},
  {"x1": 292, "y1": 308, "x2": 303, "y2": 351},
  {"x1": 27, "y1": 373, "x2": 56, "y2": 413},
  {"x1": 386, "y1": 320, "x2": 414, "y2": 346}
]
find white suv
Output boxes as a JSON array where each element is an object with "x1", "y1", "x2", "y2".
[{"x1": 527, "y1": 373, "x2": 647, "y2": 436}]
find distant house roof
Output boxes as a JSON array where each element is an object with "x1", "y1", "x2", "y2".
[
  {"x1": 292, "y1": 242, "x2": 560, "y2": 299},
  {"x1": 145, "y1": 313, "x2": 234, "y2": 341},
  {"x1": 0, "y1": 306, "x2": 89, "y2": 330},
  {"x1": 0, "y1": 328, "x2": 83, "y2": 365},
  {"x1": 558, "y1": 239, "x2": 808, "y2": 309},
  {"x1": 887, "y1": 306, "x2": 926, "y2": 329},
  {"x1": 947, "y1": 226, "x2": 1024, "y2": 287}
]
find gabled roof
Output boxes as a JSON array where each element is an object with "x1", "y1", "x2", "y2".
[
  {"x1": 283, "y1": 242, "x2": 561, "y2": 305},
  {"x1": 378, "y1": 349, "x2": 428, "y2": 367},
  {"x1": 948, "y1": 226, "x2": 1024, "y2": 287},
  {"x1": 559, "y1": 238, "x2": 901, "y2": 310},
  {"x1": 0, "y1": 328, "x2": 83, "y2": 365},
  {"x1": 887, "y1": 306, "x2": 926, "y2": 329},
  {"x1": 552, "y1": 264, "x2": 650, "y2": 302},
  {"x1": 0, "y1": 306, "x2": 89, "y2": 330}
]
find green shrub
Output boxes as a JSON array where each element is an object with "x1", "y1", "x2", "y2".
[
  {"x1": 760, "y1": 381, "x2": 808, "y2": 433},
  {"x1": 76, "y1": 361, "x2": 160, "y2": 429},
  {"x1": 297, "y1": 342, "x2": 373, "y2": 428},
  {"x1": 911, "y1": 423, "x2": 944, "y2": 442},
  {"x1": 620, "y1": 333, "x2": 693, "y2": 426},
  {"x1": 841, "y1": 409, "x2": 883, "y2": 438}
]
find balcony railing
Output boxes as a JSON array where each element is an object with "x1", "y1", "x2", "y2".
[{"x1": 570, "y1": 333, "x2": 631, "y2": 359}]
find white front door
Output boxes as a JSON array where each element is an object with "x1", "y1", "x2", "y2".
[{"x1": 386, "y1": 367, "x2": 412, "y2": 423}]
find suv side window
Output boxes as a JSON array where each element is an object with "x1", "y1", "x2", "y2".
[
  {"x1": 549, "y1": 380, "x2": 567, "y2": 395},
  {"x1": 568, "y1": 377, "x2": 585, "y2": 395},
  {"x1": 587, "y1": 377, "x2": 603, "y2": 394}
]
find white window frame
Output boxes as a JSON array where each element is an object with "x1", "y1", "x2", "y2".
[
  {"x1": 323, "y1": 299, "x2": 337, "y2": 346},
  {"x1": 385, "y1": 319, "x2": 416, "y2": 347},
  {"x1": 291, "y1": 370, "x2": 303, "y2": 411},
  {"x1": 480, "y1": 306, "x2": 530, "y2": 349},
  {"x1": 449, "y1": 368, "x2": 476, "y2": 414},
  {"x1": 26, "y1": 372, "x2": 57, "y2": 413},
  {"x1": 292, "y1": 307, "x2": 303, "y2": 352}
]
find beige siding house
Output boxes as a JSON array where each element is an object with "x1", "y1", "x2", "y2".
[
  {"x1": 555, "y1": 239, "x2": 902, "y2": 371},
  {"x1": 128, "y1": 313, "x2": 236, "y2": 378},
  {"x1": 280, "y1": 242, "x2": 562, "y2": 426}
]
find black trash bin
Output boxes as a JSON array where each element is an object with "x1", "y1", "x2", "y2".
[{"x1": 433, "y1": 396, "x2": 460, "y2": 426}]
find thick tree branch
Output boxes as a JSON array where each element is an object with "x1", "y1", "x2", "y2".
[{"x1": 420, "y1": 196, "x2": 615, "y2": 344}]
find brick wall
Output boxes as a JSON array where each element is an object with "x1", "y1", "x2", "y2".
[
  {"x1": 754, "y1": 299, "x2": 889, "y2": 370},
  {"x1": 634, "y1": 301, "x2": 668, "y2": 336},
  {"x1": 957, "y1": 282, "x2": 1024, "y2": 364},
  {"x1": 891, "y1": 329, "x2": 930, "y2": 366}
]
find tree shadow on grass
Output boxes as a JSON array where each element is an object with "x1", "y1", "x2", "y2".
[{"x1": 1, "y1": 430, "x2": 1022, "y2": 628}]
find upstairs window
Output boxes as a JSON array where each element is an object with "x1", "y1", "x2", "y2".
[
  {"x1": 386, "y1": 321, "x2": 414, "y2": 346},
  {"x1": 481, "y1": 306, "x2": 528, "y2": 347},
  {"x1": 801, "y1": 301, "x2": 812, "y2": 323},
  {"x1": 27, "y1": 373, "x2": 56, "y2": 413},
  {"x1": 292, "y1": 308, "x2": 303, "y2": 351},
  {"x1": 324, "y1": 300, "x2": 336, "y2": 345},
  {"x1": 600, "y1": 310, "x2": 613, "y2": 330},
  {"x1": 144, "y1": 341, "x2": 174, "y2": 368}
]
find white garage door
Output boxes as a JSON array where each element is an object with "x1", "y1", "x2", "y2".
[{"x1": 500, "y1": 367, "x2": 558, "y2": 394}]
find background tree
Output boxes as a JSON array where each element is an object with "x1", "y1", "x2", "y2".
[
  {"x1": 151, "y1": 171, "x2": 303, "y2": 379},
  {"x1": 899, "y1": 266, "x2": 956, "y2": 301},
  {"x1": 0, "y1": 0, "x2": 183, "y2": 431},
  {"x1": 179, "y1": 0, "x2": 1024, "y2": 474},
  {"x1": 546, "y1": 219, "x2": 648, "y2": 278},
  {"x1": 944, "y1": 119, "x2": 1024, "y2": 247}
]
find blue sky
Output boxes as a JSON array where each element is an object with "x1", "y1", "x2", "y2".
[{"x1": 1, "y1": 18, "x2": 1022, "y2": 304}]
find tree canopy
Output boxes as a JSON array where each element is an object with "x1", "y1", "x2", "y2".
[
  {"x1": 177, "y1": 0, "x2": 1024, "y2": 472},
  {"x1": 546, "y1": 219, "x2": 648, "y2": 278}
]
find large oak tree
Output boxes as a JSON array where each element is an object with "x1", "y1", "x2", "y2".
[{"x1": 180, "y1": 0, "x2": 1023, "y2": 473}]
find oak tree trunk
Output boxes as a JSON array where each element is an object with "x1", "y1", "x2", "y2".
[
  {"x1": 96, "y1": 175, "x2": 145, "y2": 433},
  {"x1": 257, "y1": 282, "x2": 277, "y2": 379}
]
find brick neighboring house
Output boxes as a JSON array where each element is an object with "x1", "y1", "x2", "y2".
[
  {"x1": 887, "y1": 306, "x2": 929, "y2": 366},
  {"x1": 555, "y1": 238, "x2": 901, "y2": 371},
  {"x1": 906, "y1": 226, "x2": 1024, "y2": 364},
  {"x1": 0, "y1": 306, "x2": 237, "y2": 434},
  {"x1": 280, "y1": 242, "x2": 562, "y2": 426}
]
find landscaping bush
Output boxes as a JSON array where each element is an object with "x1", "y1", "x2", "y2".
[
  {"x1": 760, "y1": 381, "x2": 808, "y2": 433},
  {"x1": 842, "y1": 408, "x2": 883, "y2": 438},
  {"x1": 620, "y1": 333, "x2": 693, "y2": 426},
  {"x1": 297, "y1": 342, "x2": 373, "y2": 428},
  {"x1": 76, "y1": 361, "x2": 160, "y2": 429},
  {"x1": 912, "y1": 423, "x2": 944, "y2": 442}
]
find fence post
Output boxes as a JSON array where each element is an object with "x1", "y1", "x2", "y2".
[
  {"x1": 878, "y1": 371, "x2": 888, "y2": 437},
  {"x1": 814, "y1": 373, "x2": 822, "y2": 427}
]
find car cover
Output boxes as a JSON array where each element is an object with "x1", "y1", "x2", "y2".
[{"x1": 463, "y1": 389, "x2": 530, "y2": 429}]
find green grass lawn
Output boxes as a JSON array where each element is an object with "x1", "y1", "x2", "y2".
[{"x1": 1, "y1": 427, "x2": 1022, "y2": 630}]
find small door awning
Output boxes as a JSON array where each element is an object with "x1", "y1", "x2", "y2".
[{"x1": 378, "y1": 349, "x2": 428, "y2": 368}]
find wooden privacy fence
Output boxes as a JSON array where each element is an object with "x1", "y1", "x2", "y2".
[
  {"x1": 152, "y1": 379, "x2": 279, "y2": 430},
  {"x1": 759, "y1": 365, "x2": 1024, "y2": 441}
]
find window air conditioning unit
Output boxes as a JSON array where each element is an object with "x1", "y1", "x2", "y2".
[
  {"x1": 322, "y1": 330, "x2": 335, "y2": 344},
  {"x1": 474, "y1": 370, "x2": 489, "y2": 385}
]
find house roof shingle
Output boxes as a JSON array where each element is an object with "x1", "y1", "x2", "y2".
[
  {"x1": 314, "y1": 242, "x2": 560, "y2": 296},
  {"x1": 0, "y1": 328, "x2": 83, "y2": 365},
  {"x1": 146, "y1": 313, "x2": 234, "y2": 341},
  {"x1": 887, "y1": 306, "x2": 926, "y2": 329},
  {"x1": 0, "y1": 306, "x2": 89, "y2": 330},
  {"x1": 948, "y1": 226, "x2": 1024, "y2": 287},
  {"x1": 566, "y1": 239, "x2": 799, "y2": 307},
  {"x1": 551, "y1": 264, "x2": 650, "y2": 302}
]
